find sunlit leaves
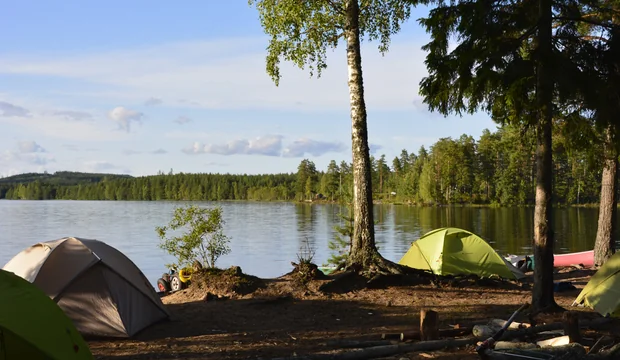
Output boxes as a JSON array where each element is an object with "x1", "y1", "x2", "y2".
[
  {"x1": 248, "y1": 0, "x2": 416, "y2": 85},
  {"x1": 156, "y1": 205, "x2": 231, "y2": 269}
]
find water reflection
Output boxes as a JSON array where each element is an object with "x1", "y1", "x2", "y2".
[{"x1": 0, "y1": 201, "x2": 613, "y2": 285}]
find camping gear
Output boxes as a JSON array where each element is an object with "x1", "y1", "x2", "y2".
[
  {"x1": 158, "y1": 267, "x2": 194, "y2": 292},
  {"x1": 554, "y1": 250, "x2": 594, "y2": 267},
  {"x1": 506, "y1": 250, "x2": 594, "y2": 271},
  {"x1": 573, "y1": 251, "x2": 620, "y2": 317},
  {"x1": 0, "y1": 269, "x2": 94, "y2": 359},
  {"x1": 398, "y1": 227, "x2": 525, "y2": 280},
  {"x1": 3, "y1": 237, "x2": 170, "y2": 338}
]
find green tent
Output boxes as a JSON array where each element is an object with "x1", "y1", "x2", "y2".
[
  {"x1": 398, "y1": 227, "x2": 525, "y2": 280},
  {"x1": 573, "y1": 252, "x2": 620, "y2": 317},
  {"x1": 0, "y1": 269, "x2": 93, "y2": 360}
]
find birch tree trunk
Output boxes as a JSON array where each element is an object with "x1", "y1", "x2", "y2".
[
  {"x1": 532, "y1": 0, "x2": 557, "y2": 312},
  {"x1": 594, "y1": 126, "x2": 618, "y2": 266},
  {"x1": 344, "y1": 0, "x2": 378, "y2": 267}
]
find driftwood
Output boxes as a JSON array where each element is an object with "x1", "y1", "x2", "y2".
[
  {"x1": 271, "y1": 337, "x2": 481, "y2": 360},
  {"x1": 381, "y1": 327, "x2": 471, "y2": 341},
  {"x1": 476, "y1": 303, "x2": 530, "y2": 354},
  {"x1": 492, "y1": 317, "x2": 612, "y2": 342},
  {"x1": 489, "y1": 318, "x2": 530, "y2": 329},
  {"x1": 280, "y1": 311, "x2": 614, "y2": 360},
  {"x1": 481, "y1": 343, "x2": 586, "y2": 360},
  {"x1": 324, "y1": 340, "x2": 395, "y2": 349},
  {"x1": 493, "y1": 341, "x2": 539, "y2": 350}
]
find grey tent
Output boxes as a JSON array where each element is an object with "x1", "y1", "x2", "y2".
[{"x1": 2, "y1": 237, "x2": 169, "y2": 338}]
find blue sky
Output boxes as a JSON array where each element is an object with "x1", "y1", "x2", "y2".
[{"x1": 0, "y1": 1, "x2": 497, "y2": 177}]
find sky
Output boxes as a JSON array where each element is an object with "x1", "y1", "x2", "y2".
[{"x1": 0, "y1": 1, "x2": 498, "y2": 177}]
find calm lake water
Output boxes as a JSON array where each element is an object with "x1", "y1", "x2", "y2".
[{"x1": 0, "y1": 200, "x2": 610, "y2": 288}]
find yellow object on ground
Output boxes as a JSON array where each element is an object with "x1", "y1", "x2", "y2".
[
  {"x1": 573, "y1": 252, "x2": 620, "y2": 317},
  {"x1": 0, "y1": 269, "x2": 94, "y2": 360},
  {"x1": 398, "y1": 227, "x2": 525, "y2": 280},
  {"x1": 178, "y1": 268, "x2": 192, "y2": 283}
]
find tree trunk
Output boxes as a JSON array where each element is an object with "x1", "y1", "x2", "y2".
[
  {"x1": 532, "y1": 0, "x2": 557, "y2": 312},
  {"x1": 594, "y1": 126, "x2": 618, "y2": 266},
  {"x1": 344, "y1": 0, "x2": 377, "y2": 267}
]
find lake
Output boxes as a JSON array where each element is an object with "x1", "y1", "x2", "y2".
[{"x1": 0, "y1": 200, "x2": 609, "y2": 288}]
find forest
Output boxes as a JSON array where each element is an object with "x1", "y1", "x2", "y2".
[{"x1": 0, "y1": 123, "x2": 607, "y2": 205}]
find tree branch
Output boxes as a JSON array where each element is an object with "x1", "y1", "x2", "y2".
[
  {"x1": 553, "y1": 16, "x2": 619, "y2": 29},
  {"x1": 322, "y1": 0, "x2": 345, "y2": 15}
]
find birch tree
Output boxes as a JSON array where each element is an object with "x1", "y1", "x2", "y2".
[{"x1": 249, "y1": 0, "x2": 414, "y2": 271}]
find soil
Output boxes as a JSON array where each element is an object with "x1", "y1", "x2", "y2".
[{"x1": 89, "y1": 265, "x2": 620, "y2": 360}]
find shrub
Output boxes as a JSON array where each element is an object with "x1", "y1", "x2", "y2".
[{"x1": 155, "y1": 204, "x2": 231, "y2": 270}]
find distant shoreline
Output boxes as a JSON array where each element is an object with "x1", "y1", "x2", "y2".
[{"x1": 0, "y1": 198, "x2": 604, "y2": 208}]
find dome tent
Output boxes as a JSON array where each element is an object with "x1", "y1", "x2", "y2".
[
  {"x1": 398, "y1": 227, "x2": 525, "y2": 280},
  {"x1": 0, "y1": 269, "x2": 93, "y2": 359},
  {"x1": 573, "y1": 251, "x2": 620, "y2": 317},
  {"x1": 3, "y1": 237, "x2": 170, "y2": 338}
]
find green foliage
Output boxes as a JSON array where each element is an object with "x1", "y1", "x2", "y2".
[
  {"x1": 0, "y1": 123, "x2": 607, "y2": 205},
  {"x1": 155, "y1": 205, "x2": 231, "y2": 270},
  {"x1": 418, "y1": 0, "x2": 540, "y2": 124},
  {"x1": 296, "y1": 237, "x2": 316, "y2": 265},
  {"x1": 294, "y1": 238, "x2": 319, "y2": 286},
  {"x1": 248, "y1": 0, "x2": 415, "y2": 86},
  {"x1": 325, "y1": 188, "x2": 354, "y2": 267}
]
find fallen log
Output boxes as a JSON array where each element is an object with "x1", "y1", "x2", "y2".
[
  {"x1": 401, "y1": 327, "x2": 471, "y2": 341},
  {"x1": 493, "y1": 341, "x2": 539, "y2": 350},
  {"x1": 324, "y1": 340, "x2": 395, "y2": 349},
  {"x1": 497, "y1": 317, "x2": 613, "y2": 342},
  {"x1": 380, "y1": 327, "x2": 471, "y2": 341},
  {"x1": 489, "y1": 318, "x2": 531, "y2": 329},
  {"x1": 277, "y1": 318, "x2": 613, "y2": 360},
  {"x1": 271, "y1": 337, "x2": 481, "y2": 360},
  {"x1": 480, "y1": 343, "x2": 586, "y2": 360}
]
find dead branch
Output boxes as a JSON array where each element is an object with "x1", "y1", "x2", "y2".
[{"x1": 270, "y1": 337, "x2": 481, "y2": 360}]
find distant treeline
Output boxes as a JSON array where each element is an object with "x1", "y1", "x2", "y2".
[{"x1": 0, "y1": 124, "x2": 608, "y2": 205}]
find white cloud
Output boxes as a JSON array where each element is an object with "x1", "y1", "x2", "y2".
[
  {"x1": 1, "y1": 141, "x2": 54, "y2": 166},
  {"x1": 0, "y1": 37, "x2": 428, "y2": 112},
  {"x1": 0, "y1": 101, "x2": 30, "y2": 117},
  {"x1": 144, "y1": 97, "x2": 163, "y2": 106},
  {"x1": 0, "y1": 111, "x2": 125, "y2": 142},
  {"x1": 122, "y1": 149, "x2": 141, "y2": 155},
  {"x1": 108, "y1": 106, "x2": 144, "y2": 132},
  {"x1": 282, "y1": 138, "x2": 346, "y2": 157},
  {"x1": 17, "y1": 140, "x2": 46, "y2": 153},
  {"x1": 205, "y1": 161, "x2": 229, "y2": 167},
  {"x1": 174, "y1": 115, "x2": 192, "y2": 125},
  {"x1": 183, "y1": 135, "x2": 284, "y2": 156},
  {"x1": 82, "y1": 160, "x2": 129, "y2": 174},
  {"x1": 50, "y1": 110, "x2": 93, "y2": 121},
  {"x1": 151, "y1": 148, "x2": 167, "y2": 155}
]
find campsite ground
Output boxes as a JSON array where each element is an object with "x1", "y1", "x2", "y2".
[{"x1": 89, "y1": 267, "x2": 616, "y2": 360}]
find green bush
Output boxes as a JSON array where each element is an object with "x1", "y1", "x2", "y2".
[{"x1": 156, "y1": 204, "x2": 231, "y2": 270}]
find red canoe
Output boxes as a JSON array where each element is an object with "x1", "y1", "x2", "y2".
[
  {"x1": 506, "y1": 250, "x2": 595, "y2": 269},
  {"x1": 553, "y1": 250, "x2": 594, "y2": 267}
]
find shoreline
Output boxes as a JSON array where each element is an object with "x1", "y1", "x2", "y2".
[{"x1": 0, "y1": 198, "x2": 605, "y2": 208}]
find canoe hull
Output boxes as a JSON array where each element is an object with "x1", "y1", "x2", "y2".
[
  {"x1": 506, "y1": 250, "x2": 594, "y2": 270},
  {"x1": 553, "y1": 250, "x2": 594, "y2": 267}
]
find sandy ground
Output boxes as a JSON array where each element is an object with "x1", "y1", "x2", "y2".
[{"x1": 88, "y1": 266, "x2": 618, "y2": 360}]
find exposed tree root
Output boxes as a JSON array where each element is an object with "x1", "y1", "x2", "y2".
[
  {"x1": 319, "y1": 252, "x2": 525, "y2": 294},
  {"x1": 319, "y1": 254, "x2": 437, "y2": 294}
]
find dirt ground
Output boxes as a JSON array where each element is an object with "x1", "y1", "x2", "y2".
[{"x1": 89, "y1": 266, "x2": 617, "y2": 360}]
